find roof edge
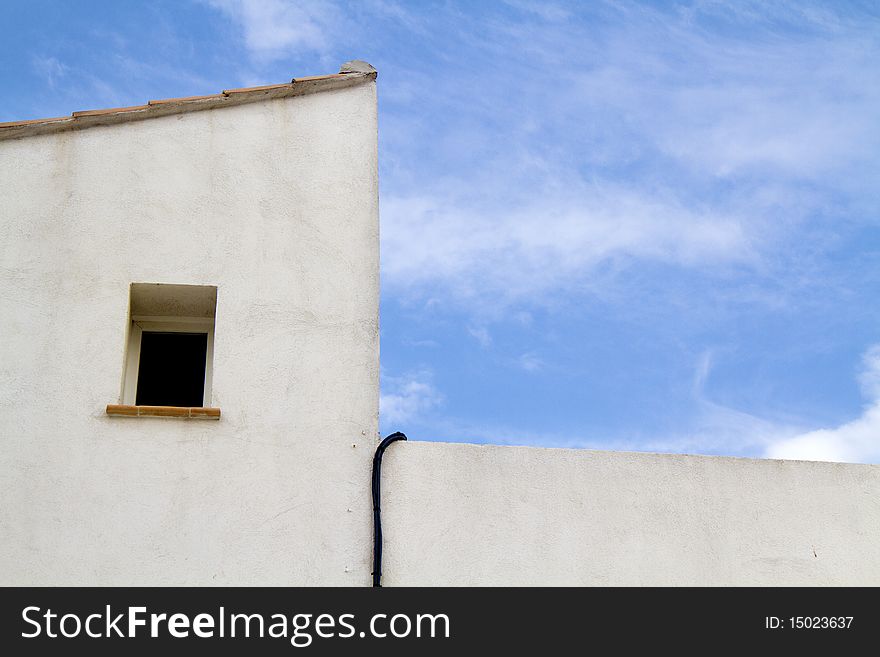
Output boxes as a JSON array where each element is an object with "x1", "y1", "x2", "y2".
[{"x1": 0, "y1": 69, "x2": 376, "y2": 142}]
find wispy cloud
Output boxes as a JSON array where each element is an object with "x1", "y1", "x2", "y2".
[
  {"x1": 375, "y1": 1, "x2": 880, "y2": 315},
  {"x1": 31, "y1": 56, "x2": 68, "y2": 89},
  {"x1": 503, "y1": 0, "x2": 572, "y2": 23},
  {"x1": 380, "y1": 369, "x2": 443, "y2": 429},
  {"x1": 435, "y1": 345, "x2": 880, "y2": 464},
  {"x1": 468, "y1": 325, "x2": 492, "y2": 348},
  {"x1": 382, "y1": 184, "x2": 756, "y2": 307},
  {"x1": 516, "y1": 352, "x2": 544, "y2": 373},
  {"x1": 402, "y1": 338, "x2": 439, "y2": 349},
  {"x1": 376, "y1": 343, "x2": 880, "y2": 466}
]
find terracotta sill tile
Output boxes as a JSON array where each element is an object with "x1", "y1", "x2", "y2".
[
  {"x1": 189, "y1": 407, "x2": 222, "y2": 419},
  {"x1": 105, "y1": 404, "x2": 139, "y2": 417},
  {"x1": 106, "y1": 404, "x2": 221, "y2": 420}
]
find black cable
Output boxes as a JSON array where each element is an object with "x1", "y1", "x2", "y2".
[{"x1": 371, "y1": 431, "x2": 407, "y2": 587}]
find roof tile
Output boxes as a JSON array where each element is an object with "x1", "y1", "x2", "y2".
[
  {"x1": 222, "y1": 83, "x2": 292, "y2": 95},
  {"x1": 0, "y1": 67, "x2": 375, "y2": 139},
  {"x1": 72, "y1": 105, "x2": 150, "y2": 118},
  {"x1": 0, "y1": 116, "x2": 68, "y2": 128},
  {"x1": 148, "y1": 94, "x2": 224, "y2": 106}
]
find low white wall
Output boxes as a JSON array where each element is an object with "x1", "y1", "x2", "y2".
[{"x1": 380, "y1": 441, "x2": 880, "y2": 586}]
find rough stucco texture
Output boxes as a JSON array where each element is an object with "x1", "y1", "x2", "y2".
[
  {"x1": 380, "y1": 441, "x2": 880, "y2": 586},
  {"x1": 0, "y1": 82, "x2": 380, "y2": 585}
]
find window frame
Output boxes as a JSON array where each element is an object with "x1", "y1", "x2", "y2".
[{"x1": 122, "y1": 315, "x2": 215, "y2": 407}]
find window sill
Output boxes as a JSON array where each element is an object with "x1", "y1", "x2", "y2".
[{"x1": 106, "y1": 404, "x2": 220, "y2": 420}]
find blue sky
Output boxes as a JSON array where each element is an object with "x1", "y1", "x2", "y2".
[{"x1": 3, "y1": 1, "x2": 880, "y2": 462}]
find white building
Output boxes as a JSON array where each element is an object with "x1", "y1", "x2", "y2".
[{"x1": 1, "y1": 62, "x2": 878, "y2": 586}]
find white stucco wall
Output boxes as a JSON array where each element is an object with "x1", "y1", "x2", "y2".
[
  {"x1": 0, "y1": 80, "x2": 379, "y2": 585},
  {"x1": 380, "y1": 442, "x2": 880, "y2": 586}
]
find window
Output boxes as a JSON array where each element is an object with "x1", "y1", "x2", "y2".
[
  {"x1": 116, "y1": 283, "x2": 218, "y2": 414},
  {"x1": 134, "y1": 329, "x2": 208, "y2": 406}
]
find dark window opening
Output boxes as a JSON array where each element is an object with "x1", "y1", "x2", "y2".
[{"x1": 135, "y1": 332, "x2": 208, "y2": 407}]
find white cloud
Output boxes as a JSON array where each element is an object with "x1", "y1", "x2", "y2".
[
  {"x1": 380, "y1": 369, "x2": 443, "y2": 428},
  {"x1": 381, "y1": 184, "x2": 755, "y2": 306},
  {"x1": 765, "y1": 409, "x2": 880, "y2": 463},
  {"x1": 765, "y1": 346, "x2": 880, "y2": 463},
  {"x1": 204, "y1": 0, "x2": 339, "y2": 61}
]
